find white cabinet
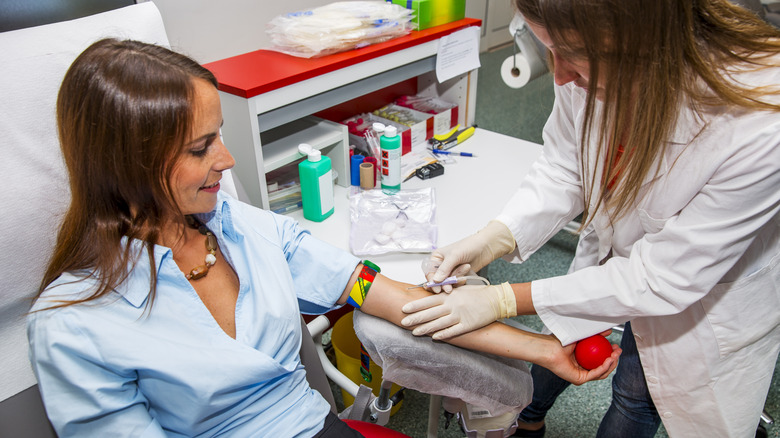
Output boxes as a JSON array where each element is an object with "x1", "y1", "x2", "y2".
[
  {"x1": 206, "y1": 19, "x2": 481, "y2": 209},
  {"x1": 467, "y1": 0, "x2": 515, "y2": 52},
  {"x1": 260, "y1": 117, "x2": 346, "y2": 178}
]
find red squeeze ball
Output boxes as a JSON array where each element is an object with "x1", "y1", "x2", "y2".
[{"x1": 574, "y1": 334, "x2": 612, "y2": 370}]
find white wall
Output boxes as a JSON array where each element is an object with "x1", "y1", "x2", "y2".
[
  {"x1": 148, "y1": 0, "x2": 504, "y2": 64},
  {"x1": 149, "y1": 0, "x2": 328, "y2": 63}
]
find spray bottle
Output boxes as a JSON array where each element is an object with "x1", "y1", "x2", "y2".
[
  {"x1": 298, "y1": 143, "x2": 334, "y2": 221},
  {"x1": 380, "y1": 125, "x2": 401, "y2": 193}
]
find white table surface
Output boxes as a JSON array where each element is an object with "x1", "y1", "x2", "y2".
[{"x1": 287, "y1": 128, "x2": 543, "y2": 284}]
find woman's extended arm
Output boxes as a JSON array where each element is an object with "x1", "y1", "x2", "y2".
[{"x1": 338, "y1": 267, "x2": 620, "y2": 385}]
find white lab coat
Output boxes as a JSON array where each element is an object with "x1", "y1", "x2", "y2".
[{"x1": 496, "y1": 70, "x2": 780, "y2": 437}]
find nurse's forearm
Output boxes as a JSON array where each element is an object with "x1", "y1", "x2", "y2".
[{"x1": 358, "y1": 274, "x2": 559, "y2": 366}]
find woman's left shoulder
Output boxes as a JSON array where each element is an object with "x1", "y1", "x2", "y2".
[{"x1": 219, "y1": 194, "x2": 301, "y2": 239}]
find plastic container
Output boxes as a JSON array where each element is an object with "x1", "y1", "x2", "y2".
[
  {"x1": 380, "y1": 126, "x2": 401, "y2": 193},
  {"x1": 350, "y1": 153, "x2": 365, "y2": 186},
  {"x1": 298, "y1": 143, "x2": 334, "y2": 221},
  {"x1": 267, "y1": 171, "x2": 339, "y2": 215},
  {"x1": 386, "y1": 0, "x2": 465, "y2": 31},
  {"x1": 331, "y1": 312, "x2": 403, "y2": 415},
  {"x1": 340, "y1": 114, "x2": 414, "y2": 156}
]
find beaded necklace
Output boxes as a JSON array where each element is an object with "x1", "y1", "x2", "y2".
[{"x1": 183, "y1": 215, "x2": 217, "y2": 281}]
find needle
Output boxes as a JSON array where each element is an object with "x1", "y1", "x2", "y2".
[
  {"x1": 407, "y1": 276, "x2": 461, "y2": 289},
  {"x1": 406, "y1": 274, "x2": 491, "y2": 290}
]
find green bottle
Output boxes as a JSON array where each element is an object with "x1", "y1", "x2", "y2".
[
  {"x1": 380, "y1": 125, "x2": 401, "y2": 193},
  {"x1": 297, "y1": 144, "x2": 334, "y2": 222}
]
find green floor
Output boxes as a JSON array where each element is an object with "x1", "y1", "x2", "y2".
[{"x1": 332, "y1": 43, "x2": 779, "y2": 438}]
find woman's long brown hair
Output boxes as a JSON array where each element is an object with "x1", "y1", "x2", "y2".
[
  {"x1": 514, "y1": 0, "x2": 780, "y2": 227},
  {"x1": 37, "y1": 38, "x2": 218, "y2": 310}
]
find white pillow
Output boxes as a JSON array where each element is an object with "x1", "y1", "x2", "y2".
[{"x1": 0, "y1": 2, "x2": 169, "y2": 402}]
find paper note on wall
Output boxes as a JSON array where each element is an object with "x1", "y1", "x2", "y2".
[{"x1": 435, "y1": 26, "x2": 481, "y2": 83}]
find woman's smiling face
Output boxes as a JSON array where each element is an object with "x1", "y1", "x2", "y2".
[{"x1": 170, "y1": 78, "x2": 235, "y2": 216}]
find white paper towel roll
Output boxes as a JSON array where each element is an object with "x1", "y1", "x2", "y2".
[
  {"x1": 501, "y1": 53, "x2": 546, "y2": 88},
  {"x1": 502, "y1": 24, "x2": 547, "y2": 88}
]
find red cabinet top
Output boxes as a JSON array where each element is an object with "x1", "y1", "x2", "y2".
[{"x1": 204, "y1": 18, "x2": 481, "y2": 99}]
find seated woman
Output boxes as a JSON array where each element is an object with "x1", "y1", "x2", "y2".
[{"x1": 26, "y1": 39, "x2": 619, "y2": 437}]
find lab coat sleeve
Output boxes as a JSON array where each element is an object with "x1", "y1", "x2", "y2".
[
  {"x1": 27, "y1": 308, "x2": 166, "y2": 438},
  {"x1": 534, "y1": 116, "x2": 780, "y2": 345},
  {"x1": 497, "y1": 83, "x2": 586, "y2": 262}
]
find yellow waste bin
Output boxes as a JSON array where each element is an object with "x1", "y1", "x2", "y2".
[{"x1": 331, "y1": 311, "x2": 403, "y2": 415}]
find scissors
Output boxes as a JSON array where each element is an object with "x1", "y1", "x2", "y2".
[{"x1": 428, "y1": 124, "x2": 476, "y2": 150}]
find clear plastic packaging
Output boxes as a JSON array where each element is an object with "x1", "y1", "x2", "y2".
[
  {"x1": 353, "y1": 311, "x2": 534, "y2": 417},
  {"x1": 266, "y1": 1, "x2": 413, "y2": 58},
  {"x1": 395, "y1": 94, "x2": 457, "y2": 115},
  {"x1": 394, "y1": 94, "x2": 459, "y2": 136},
  {"x1": 349, "y1": 188, "x2": 437, "y2": 255}
]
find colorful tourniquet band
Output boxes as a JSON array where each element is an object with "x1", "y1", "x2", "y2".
[
  {"x1": 359, "y1": 343, "x2": 373, "y2": 383},
  {"x1": 346, "y1": 260, "x2": 380, "y2": 309}
]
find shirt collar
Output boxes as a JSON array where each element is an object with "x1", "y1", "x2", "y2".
[
  {"x1": 188, "y1": 192, "x2": 239, "y2": 242},
  {"x1": 116, "y1": 192, "x2": 239, "y2": 308},
  {"x1": 117, "y1": 239, "x2": 166, "y2": 308}
]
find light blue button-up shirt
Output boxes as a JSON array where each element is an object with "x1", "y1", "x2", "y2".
[{"x1": 28, "y1": 193, "x2": 360, "y2": 437}]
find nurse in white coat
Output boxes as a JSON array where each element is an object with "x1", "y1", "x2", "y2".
[{"x1": 400, "y1": 0, "x2": 780, "y2": 436}]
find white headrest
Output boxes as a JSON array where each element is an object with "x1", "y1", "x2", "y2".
[{"x1": 0, "y1": 2, "x2": 169, "y2": 402}]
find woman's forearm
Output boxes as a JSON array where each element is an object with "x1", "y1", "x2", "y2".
[
  {"x1": 359, "y1": 274, "x2": 558, "y2": 365},
  {"x1": 338, "y1": 270, "x2": 619, "y2": 385}
]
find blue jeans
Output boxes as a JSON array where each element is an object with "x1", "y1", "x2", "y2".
[{"x1": 518, "y1": 322, "x2": 662, "y2": 438}]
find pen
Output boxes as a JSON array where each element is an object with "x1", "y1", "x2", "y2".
[
  {"x1": 431, "y1": 149, "x2": 476, "y2": 157},
  {"x1": 272, "y1": 201, "x2": 303, "y2": 214}
]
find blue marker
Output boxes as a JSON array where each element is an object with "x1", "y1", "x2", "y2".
[{"x1": 431, "y1": 149, "x2": 476, "y2": 157}]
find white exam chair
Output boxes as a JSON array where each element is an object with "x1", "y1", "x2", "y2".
[
  {"x1": 0, "y1": 3, "x2": 415, "y2": 437},
  {"x1": 0, "y1": 2, "x2": 362, "y2": 436}
]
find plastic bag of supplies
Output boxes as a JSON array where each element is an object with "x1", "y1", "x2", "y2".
[
  {"x1": 266, "y1": 1, "x2": 413, "y2": 58},
  {"x1": 349, "y1": 187, "x2": 437, "y2": 255}
]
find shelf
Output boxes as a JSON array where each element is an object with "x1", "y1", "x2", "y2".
[
  {"x1": 205, "y1": 18, "x2": 481, "y2": 99},
  {"x1": 206, "y1": 18, "x2": 482, "y2": 210},
  {"x1": 257, "y1": 57, "x2": 435, "y2": 132},
  {"x1": 261, "y1": 117, "x2": 346, "y2": 174}
]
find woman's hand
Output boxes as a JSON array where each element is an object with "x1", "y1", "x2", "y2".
[{"x1": 541, "y1": 331, "x2": 621, "y2": 385}]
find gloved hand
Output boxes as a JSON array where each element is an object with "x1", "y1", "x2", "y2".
[
  {"x1": 401, "y1": 282, "x2": 517, "y2": 340},
  {"x1": 423, "y1": 220, "x2": 516, "y2": 292}
]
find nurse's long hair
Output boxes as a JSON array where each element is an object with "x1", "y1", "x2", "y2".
[
  {"x1": 36, "y1": 38, "x2": 219, "y2": 310},
  {"x1": 514, "y1": 0, "x2": 780, "y2": 227}
]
